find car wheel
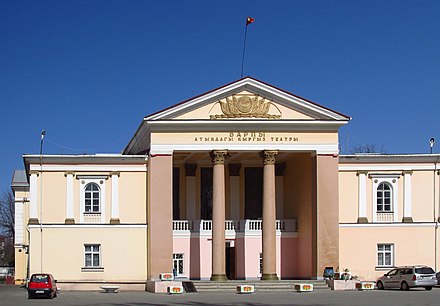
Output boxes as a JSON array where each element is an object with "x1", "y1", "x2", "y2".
[
  {"x1": 28, "y1": 293, "x2": 33, "y2": 299},
  {"x1": 401, "y1": 281, "x2": 410, "y2": 291},
  {"x1": 377, "y1": 281, "x2": 384, "y2": 290},
  {"x1": 425, "y1": 286, "x2": 432, "y2": 291}
]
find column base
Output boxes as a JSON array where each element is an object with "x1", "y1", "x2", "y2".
[
  {"x1": 110, "y1": 218, "x2": 120, "y2": 224},
  {"x1": 261, "y1": 273, "x2": 279, "y2": 281},
  {"x1": 64, "y1": 218, "x2": 75, "y2": 224},
  {"x1": 402, "y1": 217, "x2": 413, "y2": 223},
  {"x1": 28, "y1": 218, "x2": 39, "y2": 225},
  {"x1": 357, "y1": 217, "x2": 369, "y2": 223},
  {"x1": 210, "y1": 274, "x2": 228, "y2": 281}
]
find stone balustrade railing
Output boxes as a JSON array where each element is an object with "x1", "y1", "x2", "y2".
[{"x1": 172, "y1": 219, "x2": 297, "y2": 232}]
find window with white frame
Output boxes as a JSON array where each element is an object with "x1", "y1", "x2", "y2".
[
  {"x1": 371, "y1": 174, "x2": 399, "y2": 222},
  {"x1": 84, "y1": 244, "x2": 101, "y2": 268},
  {"x1": 78, "y1": 176, "x2": 107, "y2": 223},
  {"x1": 173, "y1": 253, "x2": 184, "y2": 276},
  {"x1": 85, "y1": 183, "x2": 100, "y2": 212},
  {"x1": 377, "y1": 244, "x2": 394, "y2": 267},
  {"x1": 377, "y1": 182, "x2": 392, "y2": 212}
]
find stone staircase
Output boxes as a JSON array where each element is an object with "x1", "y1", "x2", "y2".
[{"x1": 190, "y1": 280, "x2": 329, "y2": 292}]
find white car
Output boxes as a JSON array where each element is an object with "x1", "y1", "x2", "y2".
[{"x1": 376, "y1": 266, "x2": 437, "y2": 291}]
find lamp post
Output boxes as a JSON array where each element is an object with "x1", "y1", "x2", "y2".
[
  {"x1": 39, "y1": 130, "x2": 45, "y2": 272},
  {"x1": 430, "y1": 138, "x2": 435, "y2": 154}
]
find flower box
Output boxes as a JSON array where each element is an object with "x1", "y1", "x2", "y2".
[
  {"x1": 159, "y1": 273, "x2": 174, "y2": 281},
  {"x1": 356, "y1": 282, "x2": 375, "y2": 290},
  {"x1": 236, "y1": 285, "x2": 255, "y2": 294},
  {"x1": 167, "y1": 286, "x2": 183, "y2": 294},
  {"x1": 294, "y1": 283, "x2": 314, "y2": 292}
]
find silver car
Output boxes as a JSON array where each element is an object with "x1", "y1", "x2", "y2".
[{"x1": 376, "y1": 266, "x2": 437, "y2": 291}]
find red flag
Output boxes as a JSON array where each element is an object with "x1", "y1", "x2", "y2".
[{"x1": 246, "y1": 17, "x2": 255, "y2": 25}]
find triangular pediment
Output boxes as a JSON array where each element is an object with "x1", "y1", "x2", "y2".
[
  {"x1": 124, "y1": 77, "x2": 350, "y2": 154},
  {"x1": 145, "y1": 77, "x2": 350, "y2": 121}
]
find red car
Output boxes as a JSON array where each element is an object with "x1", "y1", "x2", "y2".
[{"x1": 27, "y1": 273, "x2": 57, "y2": 299}]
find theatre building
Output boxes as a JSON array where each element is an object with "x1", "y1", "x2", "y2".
[{"x1": 12, "y1": 77, "x2": 440, "y2": 288}]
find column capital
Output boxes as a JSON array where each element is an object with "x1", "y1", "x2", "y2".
[
  {"x1": 64, "y1": 171, "x2": 75, "y2": 177},
  {"x1": 29, "y1": 170, "x2": 40, "y2": 176},
  {"x1": 210, "y1": 150, "x2": 229, "y2": 165},
  {"x1": 260, "y1": 150, "x2": 278, "y2": 165},
  {"x1": 185, "y1": 163, "x2": 197, "y2": 176},
  {"x1": 356, "y1": 170, "x2": 368, "y2": 176},
  {"x1": 402, "y1": 170, "x2": 413, "y2": 175},
  {"x1": 110, "y1": 171, "x2": 120, "y2": 177}
]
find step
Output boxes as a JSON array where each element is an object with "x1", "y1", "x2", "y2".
[{"x1": 191, "y1": 280, "x2": 330, "y2": 292}]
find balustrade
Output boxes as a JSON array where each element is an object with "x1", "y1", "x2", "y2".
[{"x1": 172, "y1": 219, "x2": 297, "y2": 233}]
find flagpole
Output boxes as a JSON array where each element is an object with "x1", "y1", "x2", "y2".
[{"x1": 240, "y1": 23, "x2": 249, "y2": 78}]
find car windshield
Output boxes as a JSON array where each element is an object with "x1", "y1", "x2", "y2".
[
  {"x1": 30, "y1": 275, "x2": 49, "y2": 282},
  {"x1": 415, "y1": 267, "x2": 435, "y2": 274}
]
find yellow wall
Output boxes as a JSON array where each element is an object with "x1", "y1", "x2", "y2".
[
  {"x1": 340, "y1": 226, "x2": 439, "y2": 281},
  {"x1": 28, "y1": 227, "x2": 147, "y2": 281}
]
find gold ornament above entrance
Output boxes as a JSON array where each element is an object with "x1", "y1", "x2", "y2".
[{"x1": 210, "y1": 94, "x2": 281, "y2": 119}]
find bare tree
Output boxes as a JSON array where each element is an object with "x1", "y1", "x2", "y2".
[
  {"x1": 0, "y1": 191, "x2": 14, "y2": 266},
  {"x1": 350, "y1": 144, "x2": 386, "y2": 154}
]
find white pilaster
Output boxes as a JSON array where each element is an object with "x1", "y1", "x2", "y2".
[
  {"x1": 65, "y1": 172, "x2": 74, "y2": 222},
  {"x1": 29, "y1": 172, "x2": 38, "y2": 222},
  {"x1": 111, "y1": 172, "x2": 120, "y2": 222},
  {"x1": 14, "y1": 199, "x2": 24, "y2": 244},
  {"x1": 358, "y1": 171, "x2": 367, "y2": 222},
  {"x1": 403, "y1": 171, "x2": 413, "y2": 222}
]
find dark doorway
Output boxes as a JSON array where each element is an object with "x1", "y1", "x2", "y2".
[
  {"x1": 226, "y1": 244, "x2": 236, "y2": 280},
  {"x1": 173, "y1": 167, "x2": 180, "y2": 220},
  {"x1": 200, "y1": 167, "x2": 213, "y2": 220},
  {"x1": 245, "y1": 167, "x2": 263, "y2": 219}
]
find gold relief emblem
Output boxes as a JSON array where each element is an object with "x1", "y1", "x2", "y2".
[{"x1": 210, "y1": 95, "x2": 281, "y2": 119}]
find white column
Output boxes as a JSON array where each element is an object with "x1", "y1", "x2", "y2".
[
  {"x1": 185, "y1": 164, "x2": 197, "y2": 220},
  {"x1": 403, "y1": 171, "x2": 413, "y2": 222},
  {"x1": 110, "y1": 172, "x2": 120, "y2": 224},
  {"x1": 29, "y1": 171, "x2": 39, "y2": 224},
  {"x1": 229, "y1": 164, "x2": 241, "y2": 220},
  {"x1": 65, "y1": 172, "x2": 75, "y2": 224},
  {"x1": 357, "y1": 171, "x2": 368, "y2": 223}
]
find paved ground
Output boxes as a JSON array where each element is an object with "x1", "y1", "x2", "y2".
[{"x1": 1, "y1": 284, "x2": 440, "y2": 306}]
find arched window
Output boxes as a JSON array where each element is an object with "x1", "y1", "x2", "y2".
[
  {"x1": 377, "y1": 182, "x2": 392, "y2": 212},
  {"x1": 85, "y1": 183, "x2": 100, "y2": 212}
]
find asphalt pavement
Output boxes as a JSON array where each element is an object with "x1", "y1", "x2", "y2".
[{"x1": 1, "y1": 284, "x2": 440, "y2": 306}]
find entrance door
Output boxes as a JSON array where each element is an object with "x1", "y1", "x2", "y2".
[
  {"x1": 245, "y1": 167, "x2": 263, "y2": 219},
  {"x1": 225, "y1": 244, "x2": 236, "y2": 280}
]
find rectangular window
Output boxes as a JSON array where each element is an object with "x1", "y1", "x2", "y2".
[
  {"x1": 377, "y1": 244, "x2": 393, "y2": 267},
  {"x1": 173, "y1": 253, "x2": 184, "y2": 276},
  {"x1": 84, "y1": 244, "x2": 101, "y2": 268}
]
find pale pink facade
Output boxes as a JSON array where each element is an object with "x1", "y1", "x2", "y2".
[{"x1": 12, "y1": 77, "x2": 440, "y2": 288}]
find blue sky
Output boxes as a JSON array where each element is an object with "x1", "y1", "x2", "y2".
[{"x1": 1, "y1": 0, "x2": 439, "y2": 193}]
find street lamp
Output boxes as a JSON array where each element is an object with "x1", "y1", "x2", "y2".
[
  {"x1": 429, "y1": 138, "x2": 435, "y2": 154},
  {"x1": 39, "y1": 130, "x2": 45, "y2": 272}
]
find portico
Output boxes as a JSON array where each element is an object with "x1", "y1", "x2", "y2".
[{"x1": 125, "y1": 77, "x2": 350, "y2": 281}]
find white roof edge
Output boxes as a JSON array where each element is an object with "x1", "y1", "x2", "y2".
[{"x1": 145, "y1": 78, "x2": 349, "y2": 121}]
